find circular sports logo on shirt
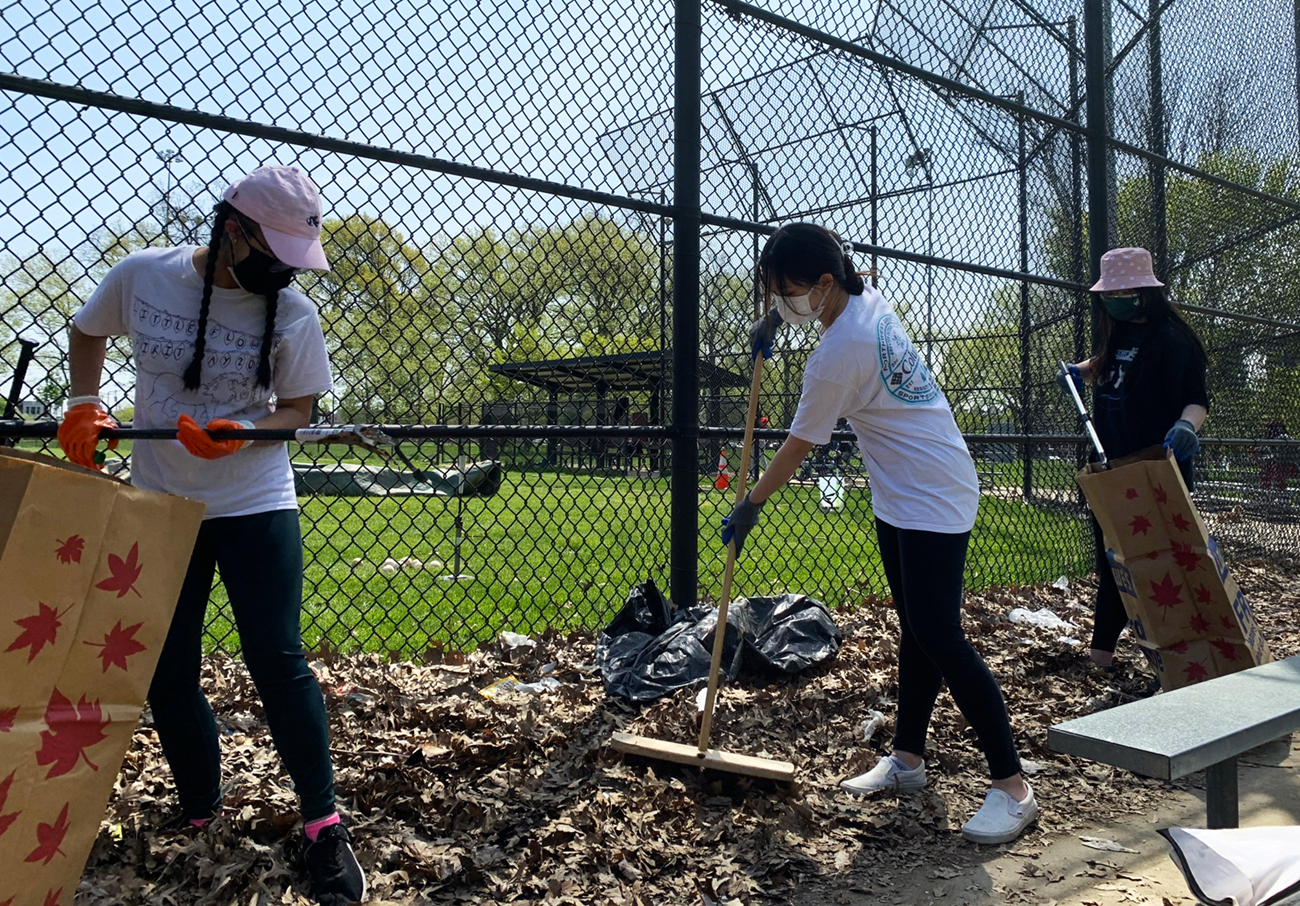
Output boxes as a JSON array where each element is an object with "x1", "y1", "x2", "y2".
[{"x1": 877, "y1": 313, "x2": 939, "y2": 403}]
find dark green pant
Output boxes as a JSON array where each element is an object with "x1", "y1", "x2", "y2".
[{"x1": 148, "y1": 509, "x2": 335, "y2": 821}]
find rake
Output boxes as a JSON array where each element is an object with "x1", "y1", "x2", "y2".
[{"x1": 612, "y1": 353, "x2": 796, "y2": 782}]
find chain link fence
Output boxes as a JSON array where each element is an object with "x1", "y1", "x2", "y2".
[{"x1": 2, "y1": 0, "x2": 1296, "y2": 654}]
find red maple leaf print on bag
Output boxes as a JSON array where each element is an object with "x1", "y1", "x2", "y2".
[
  {"x1": 1129, "y1": 514, "x2": 1153, "y2": 535},
  {"x1": 4, "y1": 603, "x2": 66, "y2": 662},
  {"x1": 84, "y1": 621, "x2": 146, "y2": 673},
  {"x1": 0, "y1": 706, "x2": 16, "y2": 732},
  {"x1": 24, "y1": 802, "x2": 69, "y2": 865},
  {"x1": 1184, "y1": 660, "x2": 1209, "y2": 683},
  {"x1": 95, "y1": 542, "x2": 142, "y2": 598},
  {"x1": 0, "y1": 771, "x2": 21, "y2": 839},
  {"x1": 1171, "y1": 541, "x2": 1201, "y2": 572},
  {"x1": 35, "y1": 690, "x2": 109, "y2": 778},
  {"x1": 1148, "y1": 574, "x2": 1184, "y2": 618},
  {"x1": 43, "y1": 891, "x2": 63, "y2": 906},
  {"x1": 54, "y1": 535, "x2": 84, "y2": 564}
]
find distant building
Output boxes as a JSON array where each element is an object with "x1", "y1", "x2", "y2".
[{"x1": 18, "y1": 399, "x2": 45, "y2": 418}]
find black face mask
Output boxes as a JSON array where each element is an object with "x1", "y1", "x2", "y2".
[{"x1": 230, "y1": 245, "x2": 297, "y2": 295}]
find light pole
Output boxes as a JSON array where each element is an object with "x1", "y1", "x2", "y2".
[{"x1": 156, "y1": 147, "x2": 178, "y2": 238}]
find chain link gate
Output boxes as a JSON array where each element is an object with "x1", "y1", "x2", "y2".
[{"x1": 2, "y1": 0, "x2": 1296, "y2": 655}]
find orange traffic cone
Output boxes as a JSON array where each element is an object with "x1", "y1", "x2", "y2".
[{"x1": 714, "y1": 448, "x2": 731, "y2": 491}]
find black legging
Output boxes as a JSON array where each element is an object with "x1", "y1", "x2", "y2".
[
  {"x1": 1089, "y1": 515, "x2": 1129, "y2": 653},
  {"x1": 148, "y1": 509, "x2": 336, "y2": 821},
  {"x1": 877, "y1": 518, "x2": 1022, "y2": 781}
]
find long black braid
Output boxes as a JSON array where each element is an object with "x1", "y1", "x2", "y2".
[
  {"x1": 184, "y1": 200, "x2": 279, "y2": 391},
  {"x1": 183, "y1": 201, "x2": 232, "y2": 390},
  {"x1": 257, "y1": 288, "x2": 278, "y2": 389}
]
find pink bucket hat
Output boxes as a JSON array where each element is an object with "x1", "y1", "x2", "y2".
[
  {"x1": 223, "y1": 166, "x2": 330, "y2": 271},
  {"x1": 1089, "y1": 247, "x2": 1164, "y2": 293}
]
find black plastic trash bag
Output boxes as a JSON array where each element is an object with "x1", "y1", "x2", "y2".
[{"x1": 597, "y1": 579, "x2": 842, "y2": 702}]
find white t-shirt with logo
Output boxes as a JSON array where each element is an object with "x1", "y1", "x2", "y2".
[
  {"x1": 788, "y1": 289, "x2": 979, "y2": 533},
  {"x1": 74, "y1": 246, "x2": 334, "y2": 519}
]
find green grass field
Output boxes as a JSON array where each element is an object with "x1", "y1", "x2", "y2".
[
  {"x1": 10, "y1": 441, "x2": 1091, "y2": 654},
  {"x1": 201, "y1": 469, "x2": 1092, "y2": 653}
]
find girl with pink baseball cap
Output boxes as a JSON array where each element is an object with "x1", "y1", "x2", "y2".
[
  {"x1": 59, "y1": 166, "x2": 365, "y2": 904},
  {"x1": 1059, "y1": 246, "x2": 1209, "y2": 670}
]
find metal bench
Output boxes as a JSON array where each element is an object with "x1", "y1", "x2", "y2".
[{"x1": 1048, "y1": 656, "x2": 1300, "y2": 828}]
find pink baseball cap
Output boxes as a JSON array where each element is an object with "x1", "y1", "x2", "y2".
[
  {"x1": 1089, "y1": 246, "x2": 1164, "y2": 293},
  {"x1": 223, "y1": 166, "x2": 330, "y2": 271}
]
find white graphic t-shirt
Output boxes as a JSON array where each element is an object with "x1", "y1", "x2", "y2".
[
  {"x1": 788, "y1": 289, "x2": 979, "y2": 533},
  {"x1": 75, "y1": 246, "x2": 333, "y2": 518}
]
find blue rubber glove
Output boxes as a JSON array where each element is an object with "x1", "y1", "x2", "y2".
[
  {"x1": 1056, "y1": 363, "x2": 1084, "y2": 398},
  {"x1": 749, "y1": 309, "x2": 783, "y2": 360},
  {"x1": 1164, "y1": 419, "x2": 1199, "y2": 462},
  {"x1": 721, "y1": 492, "x2": 765, "y2": 557}
]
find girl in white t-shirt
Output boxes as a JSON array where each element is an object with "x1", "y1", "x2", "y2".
[
  {"x1": 724, "y1": 222, "x2": 1037, "y2": 845},
  {"x1": 59, "y1": 167, "x2": 366, "y2": 903}
]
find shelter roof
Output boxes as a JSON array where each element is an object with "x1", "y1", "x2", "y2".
[{"x1": 488, "y1": 351, "x2": 749, "y2": 393}]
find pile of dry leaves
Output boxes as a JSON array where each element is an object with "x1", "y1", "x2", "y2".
[{"x1": 79, "y1": 560, "x2": 1299, "y2": 905}]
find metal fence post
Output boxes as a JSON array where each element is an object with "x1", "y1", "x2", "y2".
[
  {"x1": 1084, "y1": 0, "x2": 1113, "y2": 303},
  {"x1": 671, "y1": 0, "x2": 703, "y2": 611},
  {"x1": 1148, "y1": 0, "x2": 1168, "y2": 281}
]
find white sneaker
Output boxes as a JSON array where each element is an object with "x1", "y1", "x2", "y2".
[
  {"x1": 839, "y1": 755, "x2": 927, "y2": 796},
  {"x1": 961, "y1": 783, "x2": 1038, "y2": 844}
]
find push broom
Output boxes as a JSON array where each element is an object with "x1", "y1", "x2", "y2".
[{"x1": 612, "y1": 351, "x2": 796, "y2": 782}]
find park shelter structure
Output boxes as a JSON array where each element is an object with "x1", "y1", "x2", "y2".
[{"x1": 487, "y1": 351, "x2": 751, "y2": 470}]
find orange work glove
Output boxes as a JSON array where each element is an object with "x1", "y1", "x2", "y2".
[
  {"x1": 176, "y1": 414, "x2": 255, "y2": 459},
  {"x1": 57, "y1": 399, "x2": 119, "y2": 469}
]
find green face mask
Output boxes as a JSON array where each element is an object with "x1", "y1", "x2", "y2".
[{"x1": 1103, "y1": 293, "x2": 1143, "y2": 321}]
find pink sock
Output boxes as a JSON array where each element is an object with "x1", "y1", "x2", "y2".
[{"x1": 304, "y1": 812, "x2": 341, "y2": 842}]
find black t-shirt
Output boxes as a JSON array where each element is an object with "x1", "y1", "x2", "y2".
[{"x1": 1092, "y1": 317, "x2": 1209, "y2": 467}]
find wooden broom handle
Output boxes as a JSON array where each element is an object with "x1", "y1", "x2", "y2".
[{"x1": 698, "y1": 352, "x2": 765, "y2": 754}]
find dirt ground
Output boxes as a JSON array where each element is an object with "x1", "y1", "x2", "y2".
[
  {"x1": 793, "y1": 733, "x2": 1299, "y2": 906},
  {"x1": 77, "y1": 559, "x2": 1300, "y2": 905}
]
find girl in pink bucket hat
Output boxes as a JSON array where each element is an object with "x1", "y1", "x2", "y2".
[
  {"x1": 1060, "y1": 246, "x2": 1209, "y2": 669},
  {"x1": 59, "y1": 166, "x2": 366, "y2": 904}
]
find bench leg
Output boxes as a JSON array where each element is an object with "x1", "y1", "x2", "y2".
[{"x1": 1205, "y1": 757, "x2": 1239, "y2": 829}]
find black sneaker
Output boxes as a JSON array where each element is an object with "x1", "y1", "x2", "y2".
[{"x1": 302, "y1": 823, "x2": 367, "y2": 905}]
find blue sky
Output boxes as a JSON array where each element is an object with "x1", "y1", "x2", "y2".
[{"x1": 2, "y1": 0, "x2": 1295, "y2": 401}]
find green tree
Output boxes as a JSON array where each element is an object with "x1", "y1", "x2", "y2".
[{"x1": 315, "y1": 215, "x2": 450, "y2": 423}]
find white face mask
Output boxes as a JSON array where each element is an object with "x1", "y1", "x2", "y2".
[{"x1": 773, "y1": 287, "x2": 823, "y2": 325}]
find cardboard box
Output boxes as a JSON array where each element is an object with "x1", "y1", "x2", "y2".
[
  {"x1": 1077, "y1": 446, "x2": 1271, "y2": 691},
  {"x1": 0, "y1": 448, "x2": 204, "y2": 904}
]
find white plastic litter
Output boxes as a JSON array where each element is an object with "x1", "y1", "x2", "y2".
[
  {"x1": 861, "y1": 709, "x2": 887, "y2": 742},
  {"x1": 817, "y1": 475, "x2": 845, "y2": 511},
  {"x1": 696, "y1": 687, "x2": 708, "y2": 712},
  {"x1": 1162, "y1": 825, "x2": 1300, "y2": 906},
  {"x1": 1079, "y1": 836, "x2": 1139, "y2": 853},
  {"x1": 1008, "y1": 607, "x2": 1076, "y2": 632},
  {"x1": 377, "y1": 556, "x2": 431, "y2": 574},
  {"x1": 500, "y1": 631, "x2": 536, "y2": 649},
  {"x1": 1052, "y1": 575, "x2": 1070, "y2": 591}
]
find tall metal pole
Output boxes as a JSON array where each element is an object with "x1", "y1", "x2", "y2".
[
  {"x1": 870, "y1": 124, "x2": 879, "y2": 288},
  {"x1": 1017, "y1": 92, "x2": 1033, "y2": 501},
  {"x1": 1069, "y1": 17, "x2": 1085, "y2": 366},
  {"x1": 1148, "y1": 0, "x2": 1168, "y2": 280},
  {"x1": 750, "y1": 161, "x2": 760, "y2": 316},
  {"x1": 1084, "y1": 0, "x2": 1113, "y2": 340},
  {"x1": 157, "y1": 147, "x2": 177, "y2": 239},
  {"x1": 671, "y1": 0, "x2": 703, "y2": 611}
]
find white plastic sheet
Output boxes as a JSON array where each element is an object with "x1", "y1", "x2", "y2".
[{"x1": 1160, "y1": 826, "x2": 1300, "y2": 906}]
